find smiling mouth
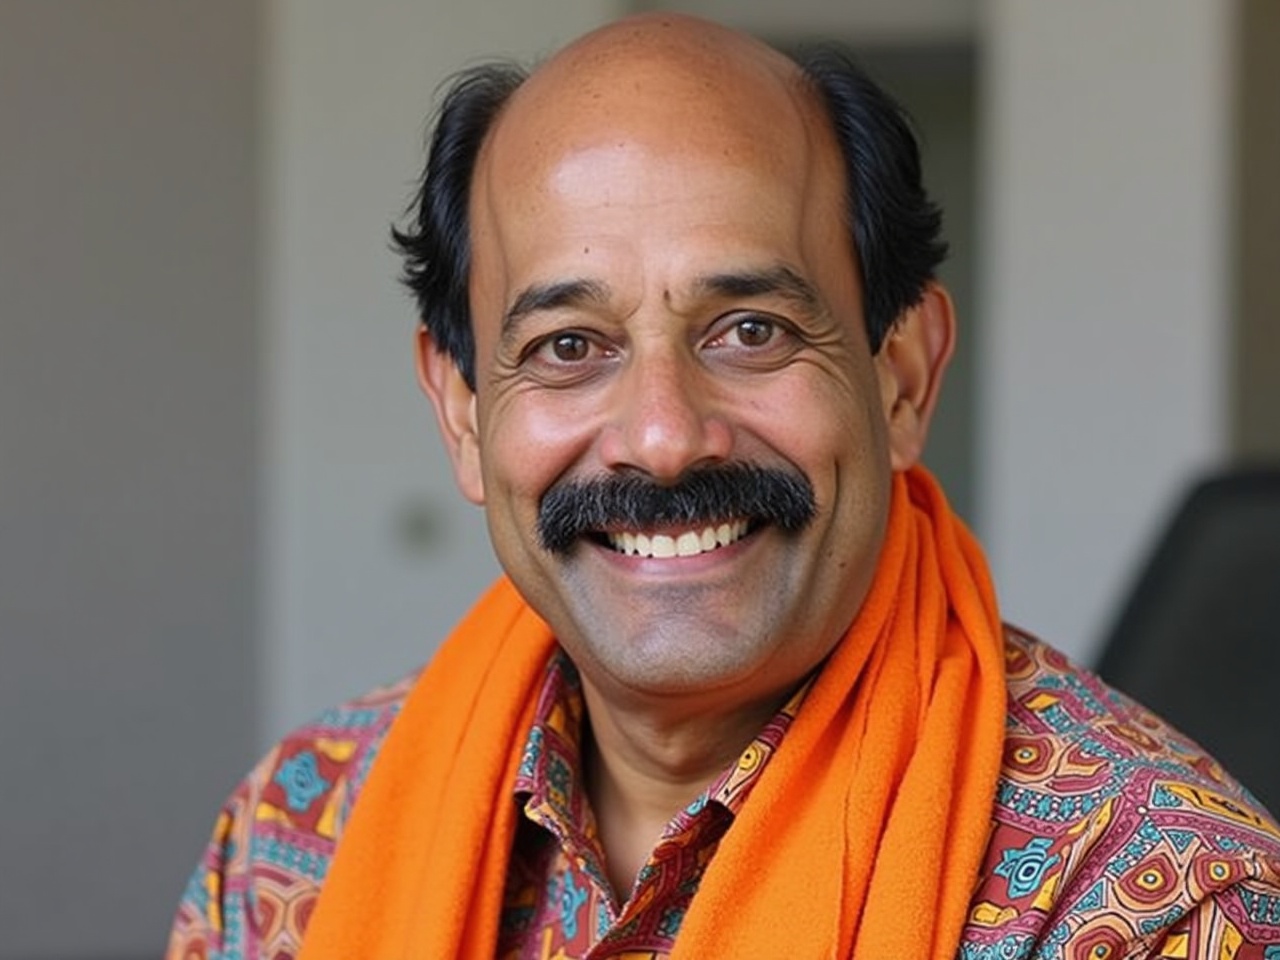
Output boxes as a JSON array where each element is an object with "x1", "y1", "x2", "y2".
[{"x1": 602, "y1": 520, "x2": 752, "y2": 559}]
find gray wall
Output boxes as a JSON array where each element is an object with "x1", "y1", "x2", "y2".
[
  {"x1": 0, "y1": 3, "x2": 259, "y2": 956},
  {"x1": 1234, "y1": 0, "x2": 1280, "y2": 460}
]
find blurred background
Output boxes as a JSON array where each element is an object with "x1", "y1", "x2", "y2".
[{"x1": 1, "y1": 0, "x2": 1276, "y2": 956}]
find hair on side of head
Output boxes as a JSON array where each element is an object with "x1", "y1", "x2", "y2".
[
  {"x1": 796, "y1": 47, "x2": 947, "y2": 352},
  {"x1": 392, "y1": 62, "x2": 528, "y2": 389}
]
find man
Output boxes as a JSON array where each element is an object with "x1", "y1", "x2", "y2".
[{"x1": 168, "y1": 14, "x2": 1280, "y2": 959}]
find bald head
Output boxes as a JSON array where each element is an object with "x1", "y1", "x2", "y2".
[
  {"x1": 527, "y1": 12, "x2": 799, "y2": 94},
  {"x1": 480, "y1": 14, "x2": 830, "y2": 224},
  {"x1": 503, "y1": 13, "x2": 812, "y2": 145},
  {"x1": 541, "y1": 12, "x2": 793, "y2": 77},
  {"x1": 393, "y1": 14, "x2": 946, "y2": 387}
]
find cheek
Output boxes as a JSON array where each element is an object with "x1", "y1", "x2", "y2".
[
  {"x1": 479, "y1": 389, "x2": 604, "y2": 503},
  {"x1": 748, "y1": 367, "x2": 892, "y2": 569},
  {"x1": 745, "y1": 364, "x2": 887, "y2": 473}
]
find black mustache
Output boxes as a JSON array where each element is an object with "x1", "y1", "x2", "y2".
[{"x1": 537, "y1": 463, "x2": 816, "y2": 556}]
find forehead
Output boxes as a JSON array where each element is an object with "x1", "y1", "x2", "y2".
[
  {"x1": 467, "y1": 21, "x2": 851, "y2": 320},
  {"x1": 485, "y1": 25, "x2": 819, "y2": 182}
]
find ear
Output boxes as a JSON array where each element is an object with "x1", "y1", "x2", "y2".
[
  {"x1": 415, "y1": 327, "x2": 485, "y2": 505},
  {"x1": 873, "y1": 282, "x2": 957, "y2": 471}
]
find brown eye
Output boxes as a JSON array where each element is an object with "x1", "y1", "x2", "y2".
[
  {"x1": 701, "y1": 312, "x2": 799, "y2": 370},
  {"x1": 522, "y1": 329, "x2": 617, "y2": 385},
  {"x1": 550, "y1": 333, "x2": 589, "y2": 362},
  {"x1": 734, "y1": 317, "x2": 775, "y2": 347}
]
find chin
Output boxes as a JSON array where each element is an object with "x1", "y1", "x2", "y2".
[{"x1": 569, "y1": 614, "x2": 790, "y2": 697}]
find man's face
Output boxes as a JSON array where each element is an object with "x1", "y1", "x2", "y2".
[{"x1": 429, "y1": 40, "x2": 909, "y2": 714}]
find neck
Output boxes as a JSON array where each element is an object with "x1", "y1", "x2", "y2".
[{"x1": 579, "y1": 680, "x2": 787, "y2": 901}]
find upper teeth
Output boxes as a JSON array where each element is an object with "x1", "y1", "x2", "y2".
[{"x1": 608, "y1": 521, "x2": 749, "y2": 558}]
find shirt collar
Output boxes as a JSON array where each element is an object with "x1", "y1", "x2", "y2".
[{"x1": 514, "y1": 647, "x2": 814, "y2": 824}]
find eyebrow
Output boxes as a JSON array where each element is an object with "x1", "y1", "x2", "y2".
[
  {"x1": 690, "y1": 265, "x2": 824, "y2": 316},
  {"x1": 503, "y1": 278, "x2": 611, "y2": 340}
]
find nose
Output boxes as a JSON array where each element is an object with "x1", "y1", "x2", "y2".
[{"x1": 598, "y1": 342, "x2": 734, "y2": 482}]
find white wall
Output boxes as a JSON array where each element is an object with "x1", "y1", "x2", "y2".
[
  {"x1": 263, "y1": 0, "x2": 619, "y2": 742},
  {"x1": 979, "y1": 0, "x2": 1235, "y2": 661}
]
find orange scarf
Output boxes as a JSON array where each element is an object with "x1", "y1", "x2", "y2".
[{"x1": 296, "y1": 466, "x2": 1007, "y2": 959}]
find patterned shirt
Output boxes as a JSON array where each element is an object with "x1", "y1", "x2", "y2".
[
  {"x1": 499, "y1": 652, "x2": 808, "y2": 958},
  {"x1": 167, "y1": 627, "x2": 1280, "y2": 959}
]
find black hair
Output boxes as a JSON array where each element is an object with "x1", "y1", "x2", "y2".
[
  {"x1": 392, "y1": 49, "x2": 945, "y2": 387},
  {"x1": 392, "y1": 62, "x2": 528, "y2": 388},
  {"x1": 796, "y1": 47, "x2": 947, "y2": 352}
]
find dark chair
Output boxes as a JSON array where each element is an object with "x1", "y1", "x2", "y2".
[{"x1": 1096, "y1": 468, "x2": 1280, "y2": 818}]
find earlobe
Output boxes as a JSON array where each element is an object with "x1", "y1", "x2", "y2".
[
  {"x1": 415, "y1": 327, "x2": 485, "y2": 505},
  {"x1": 874, "y1": 282, "x2": 956, "y2": 471}
]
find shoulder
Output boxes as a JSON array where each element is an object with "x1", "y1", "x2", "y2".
[
  {"x1": 167, "y1": 671, "x2": 417, "y2": 958},
  {"x1": 959, "y1": 627, "x2": 1280, "y2": 958},
  {"x1": 253, "y1": 670, "x2": 417, "y2": 842},
  {"x1": 999, "y1": 625, "x2": 1260, "y2": 808}
]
